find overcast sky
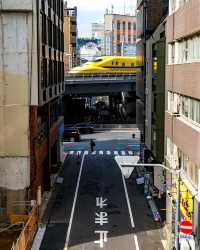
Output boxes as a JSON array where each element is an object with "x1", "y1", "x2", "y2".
[{"x1": 65, "y1": 0, "x2": 136, "y2": 37}]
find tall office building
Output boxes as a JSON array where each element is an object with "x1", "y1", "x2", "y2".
[
  {"x1": 64, "y1": 3, "x2": 77, "y2": 75},
  {"x1": 104, "y1": 13, "x2": 136, "y2": 56},
  {"x1": 91, "y1": 20, "x2": 104, "y2": 55},
  {"x1": 0, "y1": 0, "x2": 64, "y2": 221},
  {"x1": 165, "y1": 0, "x2": 200, "y2": 248}
]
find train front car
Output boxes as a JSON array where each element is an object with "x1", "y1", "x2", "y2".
[{"x1": 69, "y1": 56, "x2": 140, "y2": 76}]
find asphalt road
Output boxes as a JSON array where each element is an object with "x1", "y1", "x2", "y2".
[{"x1": 39, "y1": 130, "x2": 165, "y2": 250}]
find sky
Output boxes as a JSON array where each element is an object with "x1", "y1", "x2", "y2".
[{"x1": 65, "y1": 0, "x2": 136, "y2": 37}]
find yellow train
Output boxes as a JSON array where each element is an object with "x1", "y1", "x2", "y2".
[{"x1": 69, "y1": 56, "x2": 141, "y2": 75}]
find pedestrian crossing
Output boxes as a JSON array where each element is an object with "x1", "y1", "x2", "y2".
[{"x1": 64, "y1": 150, "x2": 138, "y2": 157}]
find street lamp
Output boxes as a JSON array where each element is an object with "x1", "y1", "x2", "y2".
[{"x1": 115, "y1": 156, "x2": 181, "y2": 250}]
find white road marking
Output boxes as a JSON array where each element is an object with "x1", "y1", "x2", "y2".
[
  {"x1": 31, "y1": 225, "x2": 46, "y2": 250},
  {"x1": 134, "y1": 234, "x2": 140, "y2": 250},
  {"x1": 161, "y1": 240, "x2": 167, "y2": 249},
  {"x1": 69, "y1": 151, "x2": 74, "y2": 154},
  {"x1": 65, "y1": 153, "x2": 86, "y2": 248},
  {"x1": 128, "y1": 151, "x2": 133, "y2": 155},
  {"x1": 121, "y1": 151, "x2": 126, "y2": 155},
  {"x1": 114, "y1": 151, "x2": 119, "y2": 155},
  {"x1": 106, "y1": 151, "x2": 111, "y2": 155},
  {"x1": 121, "y1": 173, "x2": 135, "y2": 228},
  {"x1": 92, "y1": 151, "x2": 96, "y2": 155},
  {"x1": 99, "y1": 150, "x2": 104, "y2": 155},
  {"x1": 84, "y1": 150, "x2": 89, "y2": 155},
  {"x1": 115, "y1": 159, "x2": 135, "y2": 227}
]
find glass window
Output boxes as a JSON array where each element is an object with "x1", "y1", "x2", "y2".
[{"x1": 117, "y1": 21, "x2": 120, "y2": 30}]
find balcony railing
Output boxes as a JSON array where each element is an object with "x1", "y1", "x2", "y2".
[{"x1": 11, "y1": 205, "x2": 38, "y2": 250}]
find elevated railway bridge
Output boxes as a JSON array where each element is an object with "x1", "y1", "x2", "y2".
[{"x1": 64, "y1": 73, "x2": 136, "y2": 96}]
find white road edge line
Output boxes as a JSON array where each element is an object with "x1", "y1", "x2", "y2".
[
  {"x1": 134, "y1": 234, "x2": 140, "y2": 250},
  {"x1": 115, "y1": 157, "x2": 135, "y2": 228},
  {"x1": 64, "y1": 153, "x2": 85, "y2": 249},
  {"x1": 121, "y1": 173, "x2": 135, "y2": 228}
]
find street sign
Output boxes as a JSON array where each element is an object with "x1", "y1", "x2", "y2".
[{"x1": 180, "y1": 220, "x2": 193, "y2": 235}]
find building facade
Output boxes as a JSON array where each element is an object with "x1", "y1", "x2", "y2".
[
  {"x1": 64, "y1": 3, "x2": 77, "y2": 75},
  {"x1": 144, "y1": 21, "x2": 166, "y2": 195},
  {"x1": 0, "y1": 0, "x2": 64, "y2": 221},
  {"x1": 165, "y1": 0, "x2": 200, "y2": 248},
  {"x1": 104, "y1": 13, "x2": 136, "y2": 56},
  {"x1": 91, "y1": 20, "x2": 104, "y2": 55},
  {"x1": 136, "y1": 0, "x2": 168, "y2": 133}
]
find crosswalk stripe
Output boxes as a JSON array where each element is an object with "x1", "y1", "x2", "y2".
[{"x1": 65, "y1": 150, "x2": 137, "y2": 156}]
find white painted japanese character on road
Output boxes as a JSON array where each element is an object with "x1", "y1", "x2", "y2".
[
  {"x1": 95, "y1": 212, "x2": 108, "y2": 226},
  {"x1": 94, "y1": 230, "x2": 108, "y2": 248},
  {"x1": 96, "y1": 197, "x2": 108, "y2": 208}
]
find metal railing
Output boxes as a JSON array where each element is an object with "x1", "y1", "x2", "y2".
[
  {"x1": 11, "y1": 205, "x2": 38, "y2": 250},
  {"x1": 65, "y1": 73, "x2": 136, "y2": 82}
]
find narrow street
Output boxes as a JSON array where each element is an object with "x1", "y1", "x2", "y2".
[{"x1": 39, "y1": 129, "x2": 165, "y2": 250}]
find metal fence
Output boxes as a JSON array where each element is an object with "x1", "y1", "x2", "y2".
[
  {"x1": 65, "y1": 73, "x2": 136, "y2": 81},
  {"x1": 11, "y1": 205, "x2": 38, "y2": 250}
]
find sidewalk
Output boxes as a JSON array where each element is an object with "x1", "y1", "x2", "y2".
[{"x1": 31, "y1": 154, "x2": 81, "y2": 250}]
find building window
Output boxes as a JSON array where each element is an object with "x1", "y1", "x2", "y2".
[
  {"x1": 128, "y1": 22, "x2": 131, "y2": 30},
  {"x1": 168, "y1": 43, "x2": 175, "y2": 64},
  {"x1": 166, "y1": 137, "x2": 199, "y2": 187},
  {"x1": 117, "y1": 34, "x2": 120, "y2": 41},
  {"x1": 133, "y1": 22, "x2": 136, "y2": 31},
  {"x1": 117, "y1": 44, "x2": 121, "y2": 54},
  {"x1": 41, "y1": 58, "x2": 47, "y2": 88},
  {"x1": 168, "y1": 91, "x2": 200, "y2": 125},
  {"x1": 117, "y1": 21, "x2": 120, "y2": 30},
  {"x1": 123, "y1": 21, "x2": 126, "y2": 31},
  {"x1": 169, "y1": 35, "x2": 200, "y2": 64},
  {"x1": 169, "y1": 0, "x2": 189, "y2": 14},
  {"x1": 42, "y1": 14, "x2": 47, "y2": 44},
  {"x1": 128, "y1": 35, "x2": 131, "y2": 42}
]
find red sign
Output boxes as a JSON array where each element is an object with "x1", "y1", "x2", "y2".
[{"x1": 180, "y1": 220, "x2": 193, "y2": 235}]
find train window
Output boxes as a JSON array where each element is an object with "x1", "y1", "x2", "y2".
[
  {"x1": 93, "y1": 58, "x2": 103, "y2": 63},
  {"x1": 112, "y1": 61, "x2": 114, "y2": 65},
  {"x1": 122, "y1": 63, "x2": 125, "y2": 66},
  {"x1": 115, "y1": 61, "x2": 118, "y2": 66},
  {"x1": 131, "y1": 63, "x2": 135, "y2": 67}
]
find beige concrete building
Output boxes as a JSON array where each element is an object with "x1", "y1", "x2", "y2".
[
  {"x1": 0, "y1": 0, "x2": 64, "y2": 221},
  {"x1": 104, "y1": 13, "x2": 136, "y2": 56},
  {"x1": 165, "y1": 0, "x2": 200, "y2": 248},
  {"x1": 64, "y1": 3, "x2": 77, "y2": 75}
]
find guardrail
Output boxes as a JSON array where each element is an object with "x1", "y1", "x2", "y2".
[
  {"x1": 11, "y1": 205, "x2": 38, "y2": 250},
  {"x1": 65, "y1": 73, "x2": 136, "y2": 81}
]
